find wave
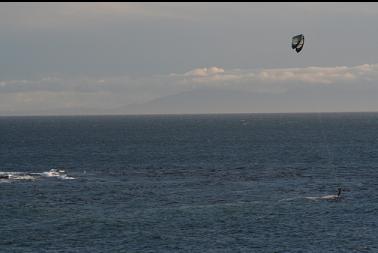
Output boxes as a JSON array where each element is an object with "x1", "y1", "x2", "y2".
[
  {"x1": 0, "y1": 172, "x2": 37, "y2": 181},
  {"x1": 39, "y1": 169, "x2": 75, "y2": 180},
  {"x1": 0, "y1": 169, "x2": 75, "y2": 183}
]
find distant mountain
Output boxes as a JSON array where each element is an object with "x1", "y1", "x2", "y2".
[
  {"x1": 117, "y1": 87, "x2": 378, "y2": 115},
  {"x1": 3, "y1": 86, "x2": 377, "y2": 116},
  {"x1": 0, "y1": 106, "x2": 111, "y2": 116}
]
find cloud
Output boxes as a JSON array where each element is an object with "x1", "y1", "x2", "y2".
[
  {"x1": 290, "y1": 3, "x2": 378, "y2": 16},
  {"x1": 2, "y1": 64, "x2": 378, "y2": 93},
  {"x1": 253, "y1": 66, "x2": 358, "y2": 84},
  {"x1": 184, "y1": 67, "x2": 225, "y2": 77},
  {"x1": 2, "y1": 63, "x2": 378, "y2": 114},
  {"x1": 2, "y1": 3, "x2": 376, "y2": 32},
  {"x1": 0, "y1": 3, "x2": 193, "y2": 30},
  {"x1": 169, "y1": 64, "x2": 378, "y2": 94}
]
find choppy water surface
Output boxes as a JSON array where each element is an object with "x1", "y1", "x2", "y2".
[{"x1": 1, "y1": 113, "x2": 378, "y2": 252}]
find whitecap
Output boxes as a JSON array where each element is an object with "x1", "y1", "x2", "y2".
[
  {"x1": 0, "y1": 172, "x2": 37, "y2": 181},
  {"x1": 9, "y1": 174, "x2": 36, "y2": 180},
  {"x1": 0, "y1": 169, "x2": 75, "y2": 182},
  {"x1": 40, "y1": 169, "x2": 75, "y2": 180}
]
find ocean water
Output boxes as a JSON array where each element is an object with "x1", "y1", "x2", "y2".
[{"x1": 1, "y1": 113, "x2": 378, "y2": 252}]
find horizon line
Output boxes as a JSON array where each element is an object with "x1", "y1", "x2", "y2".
[{"x1": 1, "y1": 110, "x2": 378, "y2": 118}]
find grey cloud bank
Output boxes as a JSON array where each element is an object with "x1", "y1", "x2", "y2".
[{"x1": 1, "y1": 64, "x2": 378, "y2": 115}]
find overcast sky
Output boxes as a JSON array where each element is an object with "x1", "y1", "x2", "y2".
[{"x1": 1, "y1": 3, "x2": 378, "y2": 115}]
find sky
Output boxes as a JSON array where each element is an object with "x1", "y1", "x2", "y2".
[{"x1": 1, "y1": 2, "x2": 378, "y2": 115}]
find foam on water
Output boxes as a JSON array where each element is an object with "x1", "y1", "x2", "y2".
[
  {"x1": 0, "y1": 169, "x2": 75, "y2": 182},
  {"x1": 40, "y1": 169, "x2": 75, "y2": 180},
  {"x1": 0, "y1": 172, "x2": 38, "y2": 182}
]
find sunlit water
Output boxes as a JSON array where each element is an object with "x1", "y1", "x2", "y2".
[{"x1": 1, "y1": 113, "x2": 377, "y2": 252}]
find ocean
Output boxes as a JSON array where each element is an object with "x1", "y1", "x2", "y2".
[{"x1": 1, "y1": 113, "x2": 377, "y2": 252}]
